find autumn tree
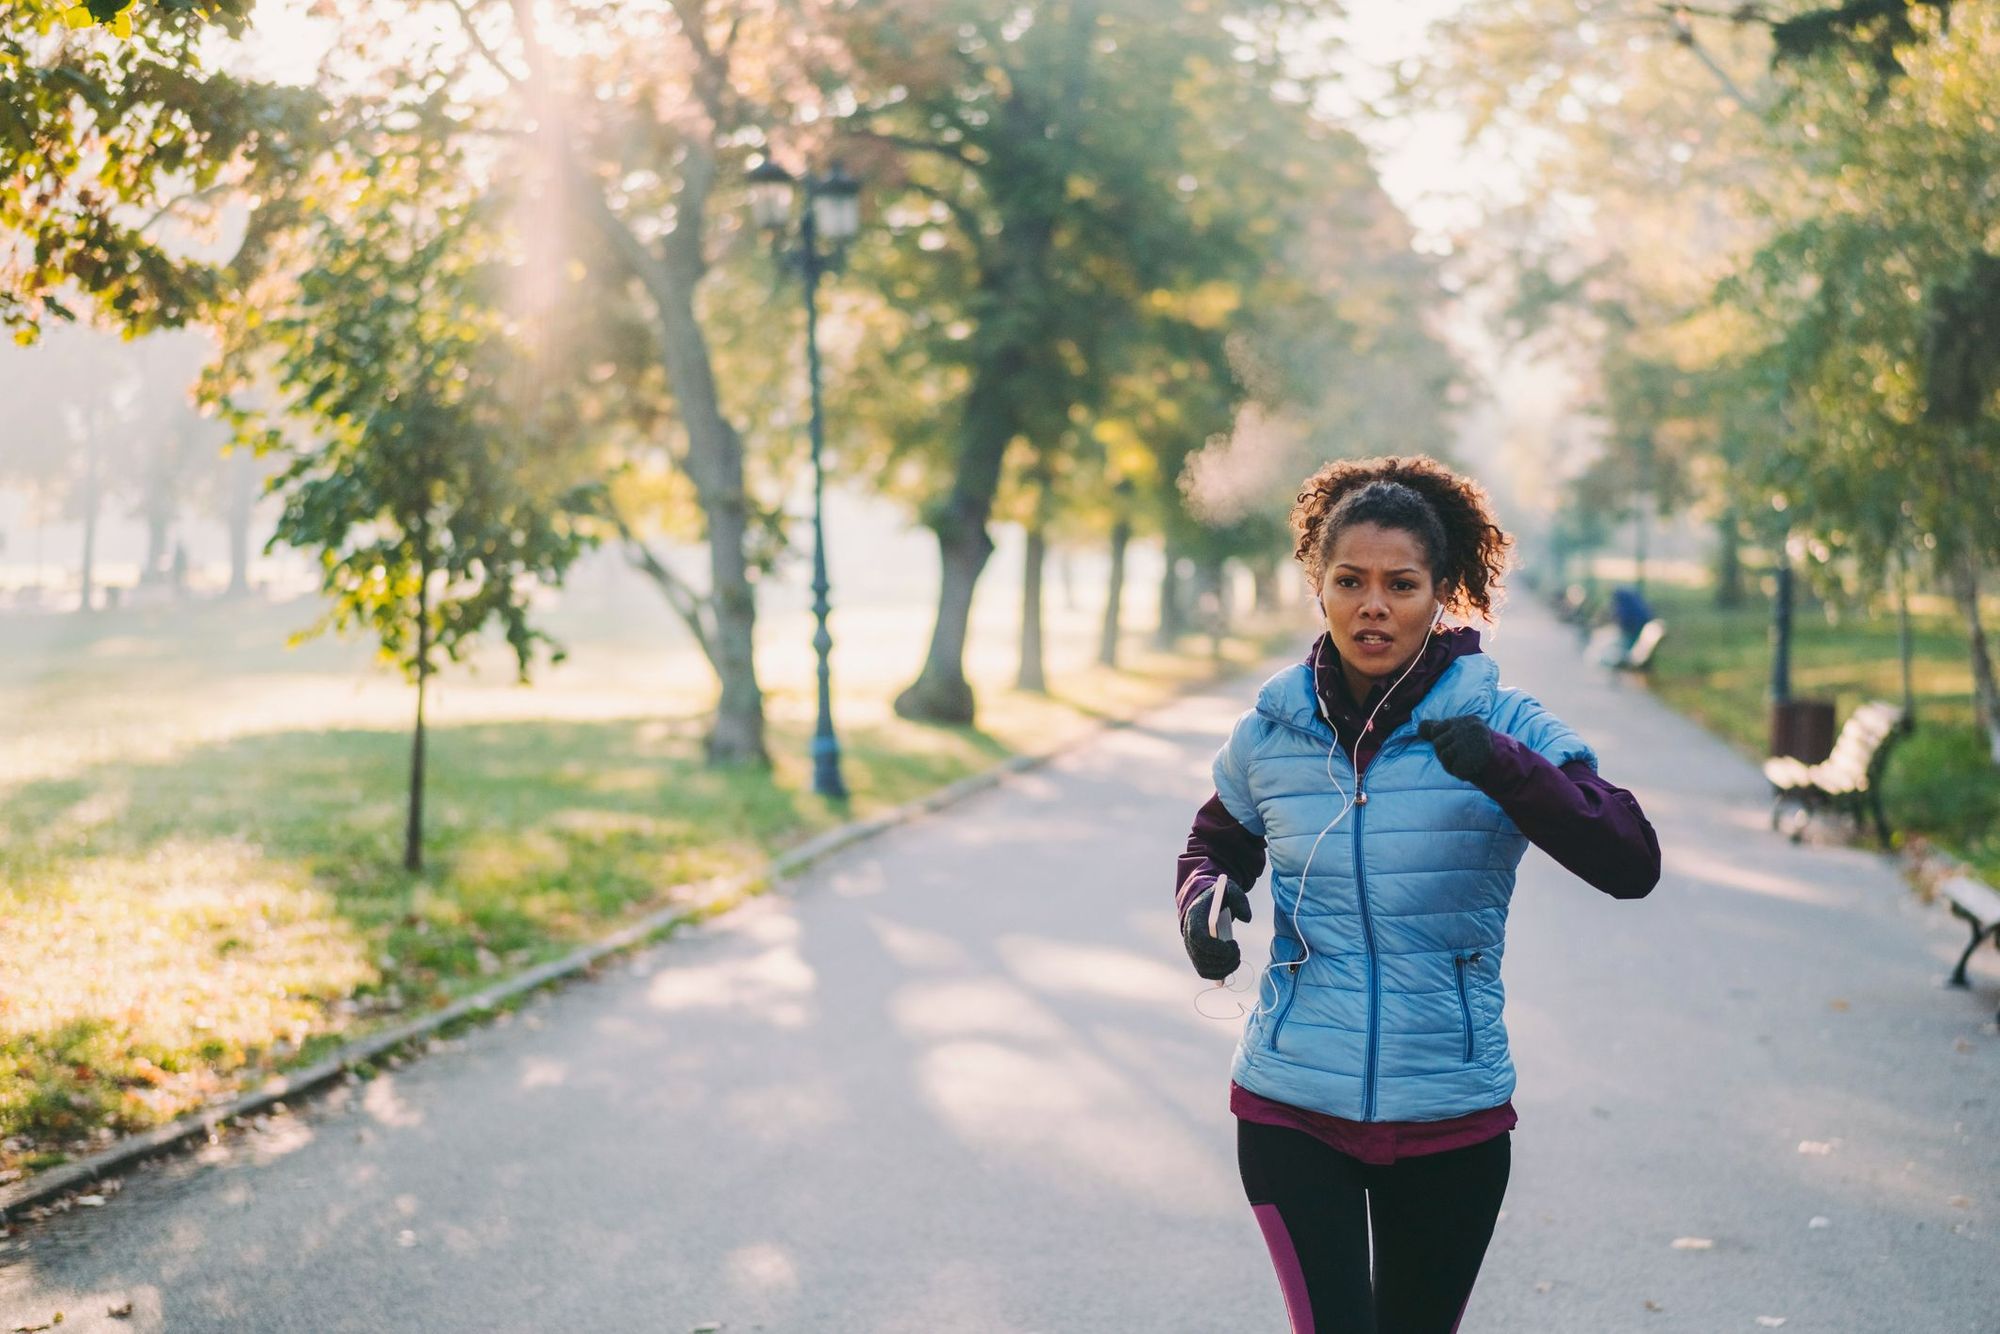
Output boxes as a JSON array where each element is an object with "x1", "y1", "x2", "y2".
[
  {"x1": 215, "y1": 132, "x2": 597, "y2": 870},
  {"x1": 834, "y1": 0, "x2": 1345, "y2": 723}
]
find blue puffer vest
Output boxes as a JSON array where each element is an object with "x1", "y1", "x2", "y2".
[{"x1": 1213, "y1": 653, "x2": 1595, "y2": 1122}]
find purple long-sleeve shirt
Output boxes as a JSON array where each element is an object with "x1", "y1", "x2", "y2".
[{"x1": 1179, "y1": 630, "x2": 1661, "y2": 1162}]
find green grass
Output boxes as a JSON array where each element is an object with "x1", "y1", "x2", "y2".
[
  {"x1": 0, "y1": 591, "x2": 1298, "y2": 1177},
  {"x1": 1637, "y1": 580, "x2": 2000, "y2": 882}
]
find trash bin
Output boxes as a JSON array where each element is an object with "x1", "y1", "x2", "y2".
[{"x1": 1769, "y1": 698, "x2": 1836, "y2": 763}]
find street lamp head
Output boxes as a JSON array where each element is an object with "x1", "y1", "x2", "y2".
[
  {"x1": 811, "y1": 160, "x2": 862, "y2": 244},
  {"x1": 747, "y1": 157, "x2": 797, "y2": 232}
]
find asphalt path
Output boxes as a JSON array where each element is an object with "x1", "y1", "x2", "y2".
[{"x1": 2, "y1": 600, "x2": 1994, "y2": 1332}]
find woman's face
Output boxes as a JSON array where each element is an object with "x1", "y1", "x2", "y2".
[{"x1": 1318, "y1": 522, "x2": 1442, "y2": 690}]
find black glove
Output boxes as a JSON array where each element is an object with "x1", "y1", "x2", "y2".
[
  {"x1": 1418, "y1": 714, "x2": 1496, "y2": 785},
  {"x1": 1181, "y1": 879, "x2": 1252, "y2": 981}
]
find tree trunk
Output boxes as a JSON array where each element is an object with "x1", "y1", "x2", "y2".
[
  {"x1": 226, "y1": 449, "x2": 256, "y2": 597},
  {"x1": 405, "y1": 553, "x2": 431, "y2": 873},
  {"x1": 1098, "y1": 516, "x2": 1130, "y2": 668},
  {"x1": 1894, "y1": 544, "x2": 1916, "y2": 724},
  {"x1": 1198, "y1": 556, "x2": 1227, "y2": 662},
  {"x1": 1154, "y1": 543, "x2": 1184, "y2": 649},
  {"x1": 578, "y1": 147, "x2": 767, "y2": 766},
  {"x1": 1948, "y1": 550, "x2": 2000, "y2": 764},
  {"x1": 78, "y1": 411, "x2": 100, "y2": 614},
  {"x1": 1249, "y1": 552, "x2": 1278, "y2": 613},
  {"x1": 897, "y1": 501, "x2": 996, "y2": 724},
  {"x1": 1713, "y1": 509, "x2": 1745, "y2": 609},
  {"x1": 1210, "y1": 557, "x2": 1234, "y2": 636},
  {"x1": 140, "y1": 500, "x2": 170, "y2": 585},
  {"x1": 894, "y1": 344, "x2": 1027, "y2": 725},
  {"x1": 895, "y1": 70, "x2": 1059, "y2": 725},
  {"x1": 1018, "y1": 520, "x2": 1047, "y2": 693}
]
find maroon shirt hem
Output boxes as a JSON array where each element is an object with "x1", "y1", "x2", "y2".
[{"x1": 1231, "y1": 1082, "x2": 1517, "y2": 1166}]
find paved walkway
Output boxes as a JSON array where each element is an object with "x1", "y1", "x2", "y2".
[{"x1": 1, "y1": 601, "x2": 1994, "y2": 1331}]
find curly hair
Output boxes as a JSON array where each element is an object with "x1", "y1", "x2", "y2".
[{"x1": 1289, "y1": 455, "x2": 1511, "y2": 619}]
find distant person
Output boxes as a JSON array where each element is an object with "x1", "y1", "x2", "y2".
[
  {"x1": 1610, "y1": 583, "x2": 1654, "y2": 649},
  {"x1": 1175, "y1": 455, "x2": 1661, "y2": 1333}
]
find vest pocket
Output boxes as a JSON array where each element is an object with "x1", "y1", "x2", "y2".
[
  {"x1": 1453, "y1": 952, "x2": 1484, "y2": 1062},
  {"x1": 1265, "y1": 940, "x2": 1310, "y2": 1054}
]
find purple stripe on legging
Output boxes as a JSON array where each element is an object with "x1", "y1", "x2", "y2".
[
  {"x1": 1251, "y1": 1202, "x2": 1314, "y2": 1334},
  {"x1": 1451, "y1": 1292, "x2": 1470, "y2": 1333}
]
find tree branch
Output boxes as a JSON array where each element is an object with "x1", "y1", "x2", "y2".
[
  {"x1": 666, "y1": 0, "x2": 732, "y2": 129},
  {"x1": 848, "y1": 127, "x2": 978, "y2": 168},
  {"x1": 605, "y1": 497, "x2": 718, "y2": 664},
  {"x1": 906, "y1": 178, "x2": 992, "y2": 268},
  {"x1": 136, "y1": 180, "x2": 235, "y2": 235},
  {"x1": 507, "y1": 0, "x2": 554, "y2": 85},
  {"x1": 1664, "y1": 7, "x2": 1762, "y2": 109},
  {"x1": 442, "y1": 0, "x2": 527, "y2": 89}
]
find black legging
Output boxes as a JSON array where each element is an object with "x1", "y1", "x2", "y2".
[{"x1": 1237, "y1": 1120, "x2": 1510, "y2": 1334}]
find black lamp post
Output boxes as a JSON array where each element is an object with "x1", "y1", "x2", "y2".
[
  {"x1": 748, "y1": 157, "x2": 861, "y2": 800},
  {"x1": 1771, "y1": 534, "x2": 1795, "y2": 707}
]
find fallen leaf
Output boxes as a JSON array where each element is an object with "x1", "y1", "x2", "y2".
[
  {"x1": 1827, "y1": 998, "x2": 1849, "y2": 1011},
  {"x1": 1947, "y1": 1196, "x2": 1972, "y2": 1209},
  {"x1": 1955, "y1": 1038, "x2": 1975, "y2": 1053},
  {"x1": 107, "y1": 1304, "x2": 132, "y2": 1320},
  {"x1": 1756, "y1": 1319, "x2": 1787, "y2": 1328},
  {"x1": 691, "y1": 1325, "x2": 723, "y2": 1333},
  {"x1": 1670, "y1": 1237, "x2": 1714, "y2": 1250},
  {"x1": 1643, "y1": 1299, "x2": 1663, "y2": 1312},
  {"x1": 1809, "y1": 1216, "x2": 1831, "y2": 1229},
  {"x1": 1797, "y1": 1141, "x2": 1834, "y2": 1156},
  {"x1": 1534, "y1": 1281, "x2": 1553, "y2": 1294}
]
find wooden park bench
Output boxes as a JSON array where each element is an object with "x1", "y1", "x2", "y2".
[
  {"x1": 1762, "y1": 700, "x2": 1907, "y2": 847},
  {"x1": 1942, "y1": 875, "x2": 2000, "y2": 1024},
  {"x1": 1619, "y1": 619, "x2": 1666, "y2": 672},
  {"x1": 1587, "y1": 618, "x2": 1667, "y2": 673}
]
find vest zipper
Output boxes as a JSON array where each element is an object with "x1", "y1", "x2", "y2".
[
  {"x1": 1454, "y1": 951, "x2": 1483, "y2": 1062},
  {"x1": 1354, "y1": 776, "x2": 1380, "y2": 1121}
]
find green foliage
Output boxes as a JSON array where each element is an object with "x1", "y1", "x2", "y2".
[
  {"x1": 836, "y1": 0, "x2": 1446, "y2": 569},
  {"x1": 1726, "y1": 6, "x2": 2000, "y2": 575},
  {"x1": 1883, "y1": 724, "x2": 2000, "y2": 855},
  {"x1": 1770, "y1": 0, "x2": 1952, "y2": 76},
  {"x1": 220, "y1": 133, "x2": 598, "y2": 685},
  {"x1": 0, "y1": 0, "x2": 325, "y2": 337},
  {"x1": 1439, "y1": 1, "x2": 1999, "y2": 750}
]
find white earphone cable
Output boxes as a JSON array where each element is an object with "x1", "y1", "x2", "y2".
[{"x1": 1195, "y1": 604, "x2": 1447, "y2": 1022}]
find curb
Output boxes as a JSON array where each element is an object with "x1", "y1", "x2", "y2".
[{"x1": 0, "y1": 642, "x2": 1289, "y2": 1224}]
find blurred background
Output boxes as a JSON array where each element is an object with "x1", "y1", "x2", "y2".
[{"x1": 1, "y1": 0, "x2": 1994, "y2": 1182}]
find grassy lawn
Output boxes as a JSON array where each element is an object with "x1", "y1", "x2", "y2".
[
  {"x1": 0, "y1": 583, "x2": 1301, "y2": 1181},
  {"x1": 1635, "y1": 579, "x2": 2000, "y2": 883}
]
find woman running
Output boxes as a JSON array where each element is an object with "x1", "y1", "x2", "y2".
[{"x1": 1176, "y1": 455, "x2": 1661, "y2": 1333}]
